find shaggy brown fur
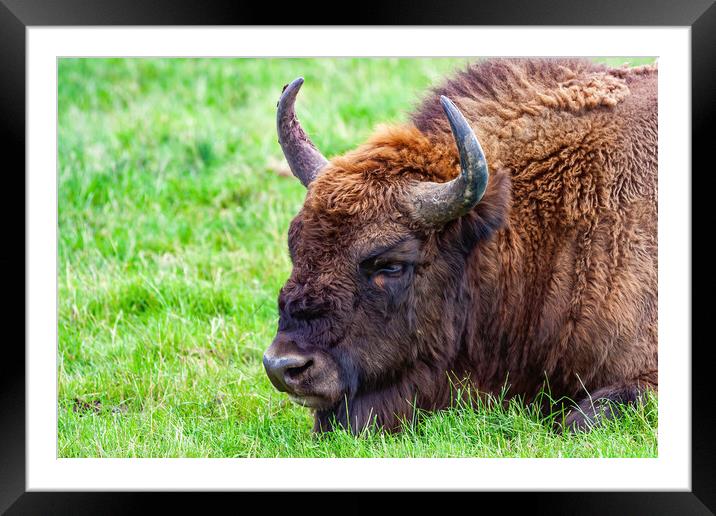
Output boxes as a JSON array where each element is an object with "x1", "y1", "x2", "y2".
[{"x1": 272, "y1": 58, "x2": 657, "y2": 433}]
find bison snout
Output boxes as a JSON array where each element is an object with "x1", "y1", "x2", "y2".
[
  {"x1": 263, "y1": 335, "x2": 344, "y2": 409},
  {"x1": 263, "y1": 352, "x2": 314, "y2": 393}
]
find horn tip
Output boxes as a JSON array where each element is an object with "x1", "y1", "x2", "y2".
[
  {"x1": 441, "y1": 95, "x2": 464, "y2": 122},
  {"x1": 288, "y1": 76, "x2": 304, "y2": 90},
  {"x1": 280, "y1": 77, "x2": 305, "y2": 101}
]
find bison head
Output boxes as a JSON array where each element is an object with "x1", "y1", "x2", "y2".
[{"x1": 263, "y1": 78, "x2": 510, "y2": 432}]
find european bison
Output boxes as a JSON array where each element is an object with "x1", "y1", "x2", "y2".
[{"x1": 263, "y1": 58, "x2": 658, "y2": 434}]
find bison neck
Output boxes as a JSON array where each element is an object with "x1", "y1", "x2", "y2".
[{"x1": 458, "y1": 224, "x2": 563, "y2": 401}]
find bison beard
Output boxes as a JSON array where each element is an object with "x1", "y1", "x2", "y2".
[{"x1": 264, "y1": 58, "x2": 658, "y2": 434}]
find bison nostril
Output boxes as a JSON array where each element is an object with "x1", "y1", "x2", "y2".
[
  {"x1": 263, "y1": 352, "x2": 314, "y2": 392},
  {"x1": 285, "y1": 360, "x2": 314, "y2": 381}
]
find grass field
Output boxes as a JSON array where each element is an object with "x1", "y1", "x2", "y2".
[{"x1": 58, "y1": 57, "x2": 658, "y2": 458}]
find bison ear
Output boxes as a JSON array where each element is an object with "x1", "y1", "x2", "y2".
[{"x1": 449, "y1": 167, "x2": 512, "y2": 254}]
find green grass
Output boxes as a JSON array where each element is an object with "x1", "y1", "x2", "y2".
[{"x1": 58, "y1": 57, "x2": 658, "y2": 458}]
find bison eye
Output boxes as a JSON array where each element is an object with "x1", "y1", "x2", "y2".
[
  {"x1": 359, "y1": 252, "x2": 413, "y2": 282},
  {"x1": 375, "y1": 263, "x2": 404, "y2": 277}
]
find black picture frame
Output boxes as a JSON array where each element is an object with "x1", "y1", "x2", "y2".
[{"x1": 2, "y1": 0, "x2": 712, "y2": 513}]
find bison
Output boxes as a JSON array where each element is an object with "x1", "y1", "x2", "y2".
[{"x1": 262, "y1": 58, "x2": 658, "y2": 434}]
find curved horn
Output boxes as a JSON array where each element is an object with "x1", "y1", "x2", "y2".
[
  {"x1": 410, "y1": 96, "x2": 489, "y2": 226},
  {"x1": 276, "y1": 77, "x2": 328, "y2": 187}
]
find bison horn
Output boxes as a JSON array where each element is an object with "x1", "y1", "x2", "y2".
[
  {"x1": 409, "y1": 96, "x2": 489, "y2": 226},
  {"x1": 276, "y1": 77, "x2": 328, "y2": 187}
]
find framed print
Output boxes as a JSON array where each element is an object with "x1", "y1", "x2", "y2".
[{"x1": 3, "y1": 0, "x2": 713, "y2": 513}]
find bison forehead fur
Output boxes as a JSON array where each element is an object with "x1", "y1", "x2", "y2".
[{"x1": 272, "y1": 58, "x2": 658, "y2": 433}]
